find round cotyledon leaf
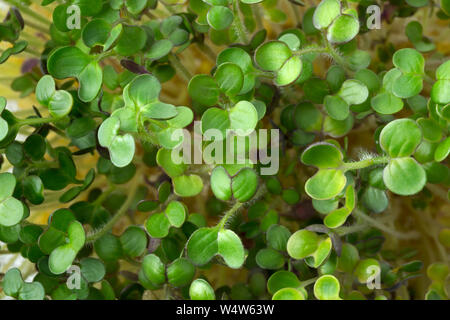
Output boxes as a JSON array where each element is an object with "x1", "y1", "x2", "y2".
[
  {"x1": 217, "y1": 229, "x2": 245, "y2": 269},
  {"x1": 187, "y1": 227, "x2": 219, "y2": 266},
  {"x1": 206, "y1": 6, "x2": 234, "y2": 31},
  {"x1": 255, "y1": 41, "x2": 292, "y2": 72},
  {"x1": 188, "y1": 75, "x2": 220, "y2": 106},
  {"x1": 287, "y1": 229, "x2": 320, "y2": 260},
  {"x1": 301, "y1": 142, "x2": 344, "y2": 169},
  {"x1": 275, "y1": 55, "x2": 302, "y2": 86},
  {"x1": 214, "y1": 62, "x2": 244, "y2": 96},
  {"x1": 393, "y1": 48, "x2": 425, "y2": 74},
  {"x1": 327, "y1": 14, "x2": 360, "y2": 44},
  {"x1": 379, "y1": 118, "x2": 422, "y2": 157},
  {"x1": 371, "y1": 92, "x2": 404, "y2": 114},
  {"x1": 324, "y1": 95, "x2": 349, "y2": 120},
  {"x1": 173, "y1": 174, "x2": 204, "y2": 197},
  {"x1": 383, "y1": 157, "x2": 426, "y2": 195},
  {"x1": 314, "y1": 275, "x2": 341, "y2": 300},
  {"x1": 305, "y1": 169, "x2": 346, "y2": 200},
  {"x1": 313, "y1": 0, "x2": 341, "y2": 29}
]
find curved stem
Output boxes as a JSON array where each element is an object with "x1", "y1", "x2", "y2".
[
  {"x1": 86, "y1": 171, "x2": 142, "y2": 242},
  {"x1": 168, "y1": 53, "x2": 192, "y2": 82},
  {"x1": 353, "y1": 209, "x2": 421, "y2": 240},
  {"x1": 6, "y1": 0, "x2": 52, "y2": 26},
  {"x1": 217, "y1": 201, "x2": 243, "y2": 230}
]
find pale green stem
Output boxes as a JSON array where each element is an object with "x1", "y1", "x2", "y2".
[
  {"x1": 299, "y1": 277, "x2": 318, "y2": 288},
  {"x1": 168, "y1": 53, "x2": 192, "y2": 82},
  {"x1": 231, "y1": 0, "x2": 249, "y2": 44},
  {"x1": 341, "y1": 156, "x2": 389, "y2": 171},
  {"x1": 86, "y1": 172, "x2": 141, "y2": 242},
  {"x1": 353, "y1": 209, "x2": 421, "y2": 240},
  {"x1": 6, "y1": 0, "x2": 52, "y2": 26},
  {"x1": 18, "y1": 116, "x2": 60, "y2": 127}
]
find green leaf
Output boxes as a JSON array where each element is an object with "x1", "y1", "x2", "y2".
[
  {"x1": 231, "y1": 168, "x2": 258, "y2": 202},
  {"x1": 188, "y1": 75, "x2": 220, "y2": 106},
  {"x1": 266, "y1": 224, "x2": 291, "y2": 251},
  {"x1": 167, "y1": 258, "x2": 196, "y2": 287},
  {"x1": 301, "y1": 142, "x2": 343, "y2": 168},
  {"x1": 305, "y1": 169, "x2": 346, "y2": 200},
  {"x1": 82, "y1": 19, "x2": 111, "y2": 48},
  {"x1": 354, "y1": 258, "x2": 380, "y2": 283},
  {"x1": 120, "y1": 226, "x2": 147, "y2": 258},
  {"x1": 275, "y1": 55, "x2": 302, "y2": 86},
  {"x1": 217, "y1": 229, "x2": 245, "y2": 268},
  {"x1": 165, "y1": 201, "x2": 187, "y2": 227},
  {"x1": 3, "y1": 268, "x2": 24, "y2": 297},
  {"x1": 287, "y1": 229, "x2": 320, "y2": 259},
  {"x1": 142, "y1": 254, "x2": 166, "y2": 286},
  {"x1": 187, "y1": 227, "x2": 219, "y2": 266},
  {"x1": 145, "y1": 212, "x2": 170, "y2": 238},
  {"x1": 324, "y1": 95, "x2": 349, "y2": 120},
  {"x1": 35, "y1": 75, "x2": 55, "y2": 106},
  {"x1": 0, "y1": 197, "x2": 24, "y2": 227},
  {"x1": 173, "y1": 174, "x2": 204, "y2": 197},
  {"x1": 255, "y1": 41, "x2": 292, "y2": 72},
  {"x1": 434, "y1": 137, "x2": 450, "y2": 162},
  {"x1": 214, "y1": 62, "x2": 244, "y2": 95},
  {"x1": 211, "y1": 166, "x2": 232, "y2": 201},
  {"x1": 47, "y1": 46, "x2": 102, "y2": 102},
  {"x1": 115, "y1": 25, "x2": 147, "y2": 56},
  {"x1": 327, "y1": 14, "x2": 360, "y2": 44},
  {"x1": 314, "y1": 275, "x2": 341, "y2": 300},
  {"x1": 201, "y1": 107, "x2": 230, "y2": 138},
  {"x1": 392, "y1": 73, "x2": 423, "y2": 99},
  {"x1": 23, "y1": 175, "x2": 44, "y2": 205},
  {"x1": 371, "y1": 92, "x2": 404, "y2": 114},
  {"x1": 379, "y1": 119, "x2": 422, "y2": 157},
  {"x1": 189, "y1": 279, "x2": 215, "y2": 300},
  {"x1": 272, "y1": 287, "x2": 306, "y2": 300},
  {"x1": 18, "y1": 282, "x2": 45, "y2": 300},
  {"x1": 267, "y1": 270, "x2": 301, "y2": 295},
  {"x1": 393, "y1": 48, "x2": 425, "y2": 74},
  {"x1": 217, "y1": 47, "x2": 255, "y2": 94},
  {"x1": 146, "y1": 39, "x2": 173, "y2": 60},
  {"x1": 0, "y1": 172, "x2": 16, "y2": 201},
  {"x1": 417, "y1": 118, "x2": 442, "y2": 142},
  {"x1": 156, "y1": 148, "x2": 187, "y2": 177},
  {"x1": 256, "y1": 248, "x2": 285, "y2": 269},
  {"x1": 49, "y1": 244, "x2": 78, "y2": 275},
  {"x1": 207, "y1": 6, "x2": 234, "y2": 30},
  {"x1": 109, "y1": 134, "x2": 135, "y2": 168},
  {"x1": 338, "y1": 79, "x2": 369, "y2": 105},
  {"x1": 94, "y1": 233, "x2": 122, "y2": 261},
  {"x1": 383, "y1": 157, "x2": 426, "y2": 195},
  {"x1": 313, "y1": 0, "x2": 341, "y2": 29},
  {"x1": 80, "y1": 257, "x2": 105, "y2": 283},
  {"x1": 48, "y1": 90, "x2": 73, "y2": 117},
  {"x1": 306, "y1": 237, "x2": 332, "y2": 268},
  {"x1": 229, "y1": 100, "x2": 258, "y2": 134}
]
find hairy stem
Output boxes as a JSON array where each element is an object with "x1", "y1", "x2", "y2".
[
  {"x1": 231, "y1": 0, "x2": 249, "y2": 44},
  {"x1": 341, "y1": 156, "x2": 389, "y2": 171},
  {"x1": 217, "y1": 201, "x2": 243, "y2": 230},
  {"x1": 86, "y1": 171, "x2": 141, "y2": 242}
]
